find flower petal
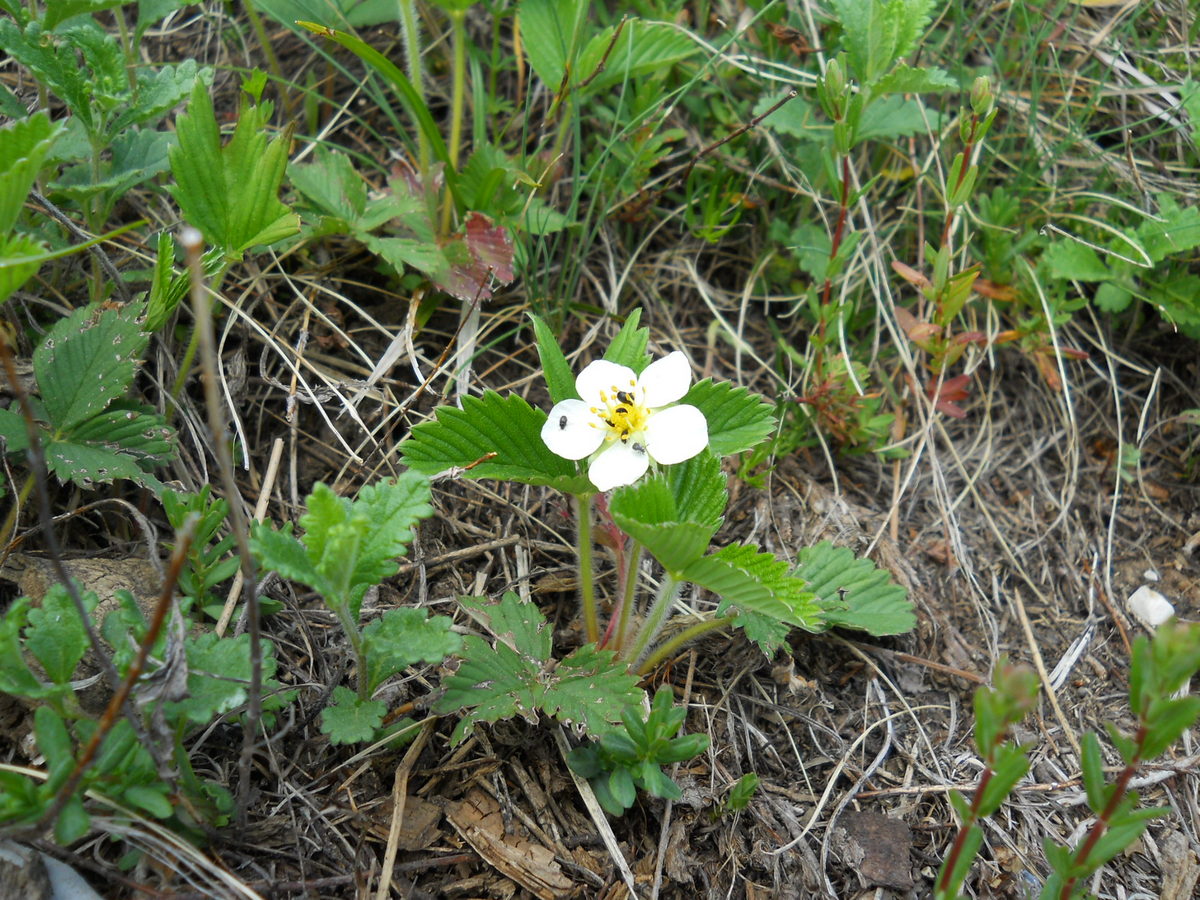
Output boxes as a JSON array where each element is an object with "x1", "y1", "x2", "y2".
[
  {"x1": 588, "y1": 441, "x2": 650, "y2": 491},
  {"x1": 541, "y1": 399, "x2": 605, "y2": 459},
  {"x1": 638, "y1": 350, "x2": 692, "y2": 407},
  {"x1": 643, "y1": 404, "x2": 708, "y2": 465},
  {"x1": 576, "y1": 359, "x2": 637, "y2": 403}
]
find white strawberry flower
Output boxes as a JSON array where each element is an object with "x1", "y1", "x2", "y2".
[{"x1": 541, "y1": 351, "x2": 708, "y2": 491}]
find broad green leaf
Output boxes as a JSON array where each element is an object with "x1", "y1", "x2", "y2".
[
  {"x1": 0, "y1": 111, "x2": 63, "y2": 235},
  {"x1": 362, "y1": 608, "x2": 461, "y2": 692},
  {"x1": 793, "y1": 541, "x2": 914, "y2": 635},
  {"x1": 0, "y1": 407, "x2": 31, "y2": 455},
  {"x1": 0, "y1": 21, "x2": 99, "y2": 133},
  {"x1": 257, "y1": 0, "x2": 401, "y2": 29},
  {"x1": 111, "y1": 59, "x2": 206, "y2": 132},
  {"x1": 460, "y1": 592, "x2": 553, "y2": 662},
  {"x1": 663, "y1": 449, "x2": 727, "y2": 526},
  {"x1": 871, "y1": 64, "x2": 957, "y2": 95},
  {"x1": 35, "y1": 706, "x2": 75, "y2": 789},
  {"x1": 400, "y1": 390, "x2": 592, "y2": 493},
  {"x1": 517, "y1": 0, "x2": 587, "y2": 90},
  {"x1": 68, "y1": 408, "x2": 175, "y2": 463},
  {"x1": 45, "y1": 440, "x2": 162, "y2": 492},
  {"x1": 320, "y1": 686, "x2": 386, "y2": 745},
  {"x1": 831, "y1": 0, "x2": 934, "y2": 86},
  {"x1": 168, "y1": 82, "x2": 300, "y2": 256},
  {"x1": 681, "y1": 379, "x2": 776, "y2": 457},
  {"x1": 1042, "y1": 241, "x2": 1111, "y2": 281},
  {"x1": 361, "y1": 235, "x2": 447, "y2": 279},
  {"x1": 25, "y1": 584, "x2": 97, "y2": 685},
  {"x1": 437, "y1": 592, "x2": 641, "y2": 744},
  {"x1": 754, "y1": 92, "x2": 818, "y2": 142},
  {"x1": 855, "y1": 95, "x2": 939, "y2": 145},
  {"x1": 610, "y1": 473, "x2": 721, "y2": 573},
  {"x1": 530, "y1": 312, "x2": 579, "y2": 405},
  {"x1": 685, "y1": 542, "x2": 822, "y2": 629},
  {"x1": 164, "y1": 632, "x2": 283, "y2": 724},
  {"x1": 603, "y1": 309, "x2": 650, "y2": 373},
  {"x1": 1136, "y1": 194, "x2": 1200, "y2": 264},
  {"x1": 289, "y1": 148, "x2": 368, "y2": 222},
  {"x1": 42, "y1": 0, "x2": 128, "y2": 30},
  {"x1": 575, "y1": 20, "x2": 699, "y2": 94},
  {"x1": 730, "y1": 609, "x2": 791, "y2": 656},
  {"x1": 1093, "y1": 281, "x2": 1133, "y2": 313},
  {"x1": 34, "y1": 301, "x2": 148, "y2": 432}
]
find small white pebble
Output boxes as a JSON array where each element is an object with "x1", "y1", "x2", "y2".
[
  {"x1": 1142, "y1": 568, "x2": 1160, "y2": 582},
  {"x1": 1128, "y1": 585, "x2": 1175, "y2": 629}
]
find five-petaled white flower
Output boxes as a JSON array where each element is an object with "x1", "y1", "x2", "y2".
[{"x1": 541, "y1": 351, "x2": 708, "y2": 491}]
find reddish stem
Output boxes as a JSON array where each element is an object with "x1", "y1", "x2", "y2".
[{"x1": 936, "y1": 761, "x2": 995, "y2": 895}]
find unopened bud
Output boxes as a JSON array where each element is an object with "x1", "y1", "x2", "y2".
[{"x1": 970, "y1": 76, "x2": 994, "y2": 117}]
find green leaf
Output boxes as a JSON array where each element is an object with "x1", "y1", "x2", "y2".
[
  {"x1": 609, "y1": 474, "x2": 721, "y2": 574},
  {"x1": 35, "y1": 706, "x2": 75, "y2": 788},
  {"x1": 664, "y1": 449, "x2": 728, "y2": 526},
  {"x1": 977, "y1": 744, "x2": 1029, "y2": 816},
  {"x1": 34, "y1": 301, "x2": 148, "y2": 432},
  {"x1": 0, "y1": 111, "x2": 63, "y2": 235},
  {"x1": 0, "y1": 21, "x2": 97, "y2": 134},
  {"x1": 684, "y1": 542, "x2": 822, "y2": 629},
  {"x1": 42, "y1": 0, "x2": 129, "y2": 31},
  {"x1": 1081, "y1": 732, "x2": 1106, "y2": 813},
  {"x1": 530, "y1": 313, "x2": 579, "y2": 405},
  {"x1": 731, "y1": 609, "x2": 791, "y2": 656},
  {"x1": 164, "y1": 632, "x2": 283, "y2": 724},
  {"x1": 517, "y1": 0, "x2": 587, "y2": 90},
  {"x1": 55, "y1": 794, "x2": 90, "y2": 844},
  {"x1": 320, "y1": 686, "x2": 386, "y2": 745},
  {"x1": 0, "y1": 599, "x2": 45, "y2": 698},
  {"x1": 831, "y1": 0, "x2": 935, "y2": 86},
  {"x1": 400, "y1": 390, "x2": 591, "y2": 493},
  {"x1": 168, "y1": 81, "x2": 300, "y2": 256},
  {"x1": 603, "y1": 309, "x2": 650, "y2": 373},
  {"x1": 855, "y1": 95, "x2": 939, "y2": 145},
  {"x1": 362, "y1": 607, "x2": 462, "y2": 693},
  {"x1": 349, "y1": 474, "x2": 433, "y2": 590},
  {"x1": 1093, "y1": 281, "x2": 1133, "y2": 313},
  {"x1": 871, "y1": 63, "x2": 957, "y2": 95},
  {"x1": 1135, "y1": 194, "x2": 1200, "y2": 265},
  {"x1": 123, "y1": 784, "x2": 173, "y2": 819},
  {"x1": 45, "y1": 440, "x2": 162, "y2": 492},
  {"x1": 289, "y1": 147, "x2": 367, "y2": 222},
  {"x1": 25, "y1": 584, "x2": 97, "y2": 684},
  {"x1": 1042, "y1": 241, "x2": 1111, "y2": 281},
  {"x1": 111, "y1": 59, "x2": 206, "y2": 133},
  {"x1": 436, "y1": 592, "x2": 641, "y2": 745},
  {"x1": 681, "y1": 380, "x2": 776, "y2": 457},
  {"x1": 794, "y1": 541, "x2": 915, "y2": 635},
  {"x1": 0, "y1": 232, "x2": 46, "y2": 306},
  {"x1": 575, "y1": 19, "x2": 700, "y2": 94},
  {"x1": 753, "y1": 92, "x2": 819, "y2": 142},
  {"x1": 68, "y1": 409, "x2": 175, "y2": 463},
  {"x1": 0, "y1": 405, "x2": 32, "y2": 456},
  {"x1": 1141, "y1": 696, "x2": 1200, "y2": 760},
  {"x1": 250, "y1": 523, "x2": 331, "y2": 598}
]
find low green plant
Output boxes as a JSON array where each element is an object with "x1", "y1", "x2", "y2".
[
  {"x1": 0, "y1": 577, "x2": 293, "y2": 841},
  {"x1": 937, "y1": 624, "x2": 1200, "y2": 899},
  {"x1": 567, "y1": 686, "x2": 709, "y2": 816},
  {"x1": 0, "y1": 300, "x2": 176, "y2": 540},
  {"x1": 400, "y1": 310, "x2": 915, "y2": 811},
  {"x1": 250, "y1": 473, "x2": 462, "y2": 745}
]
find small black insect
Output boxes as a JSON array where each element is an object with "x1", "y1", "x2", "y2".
[
  {"x1": 615, "y1": 406, "x2": 628, "y2": 415},
  {"x1": 632, "y1": 442, "x2": 646, "y2": 454},
  {"x1": 604, "y1": 417, "x2": 616, "y2": 428},
  {"x1": 615, "y1": 390, "x2": 633, "y2": 404},
  {"x1": 558, "y1": 415, "x2": 568, "y2": 430}
]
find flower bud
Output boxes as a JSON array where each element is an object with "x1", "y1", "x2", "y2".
[{"x1": 970, "y1": 76, "x2": 994, "y2": 117}]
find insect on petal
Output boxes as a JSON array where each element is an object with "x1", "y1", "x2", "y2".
[
  {"x1": 541, "y1": 399, "x2": 605, "y2": 459},
  {"x1": 588, "y1": 440, "x2": 651, "y2": 491}
]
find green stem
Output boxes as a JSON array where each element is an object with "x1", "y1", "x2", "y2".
[
  {"x1": 624, "y1": 573, "x2": 681, "y2": 667},
  {"x1": 169, "y1": 262, "x2": 229, "y2": 408},
  {"x1": 242, "y1": 0, "x2": 287, "y2": 113},
  {"x1": 440, "y1": 8, "x2": 468, "y2": 236},
  {"x1": 612, "y1": 540, "x2": 643, "y2": 652},
  {"x1": 332, "y1": 599, "x2": 369, "y2": 700},
  {"x1": 637, "y1": 615, "x2": 735, "y2": 675},
  {"x1": 575, "y1": 493, "x2": 598, "y2": 644},
  {"x1": 397, "y1": 0, "x2": 429, "y2": 173}
]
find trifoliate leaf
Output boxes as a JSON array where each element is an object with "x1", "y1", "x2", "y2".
[
  {"x1": 25, "y1": 584, "x2": 97, "y2": 685},
  {"x1": 681, "y1": 379, "x2": 776, "y2": 457},
  {"x1": 793, "y1": 541, "x2": 914, "y2": 635},
  {"x1": 685, "y1": 542, "x2": 822, "y2": 630},
  {"x1": 400, "y1": 390, "x2": 592, "y2": 493},
  {"x1": 459, "y1": 592, "x2": 553, "y2": 661},
  {"x1": 610, "y1": 472, "x2": 722, "y2": 574},
  {"x1": 320, "y1": 686, "x2": 386, "y2": 745},
  {"x1": 34, "y1": 300, "x2": 148, "y2": 433},
  {"x1": 663, "y1": 449, "x2": 727, "y2": 526},
  {"x1": 436, "y1": 592, "x2": 642, "y2": 745},
  {"x1": 362, "y1": 607, "x2": 462, "y2": 693}
]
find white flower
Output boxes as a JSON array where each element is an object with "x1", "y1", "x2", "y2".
[{"x1": 541, "y1": 351, "x2": 708, "y2": 491}]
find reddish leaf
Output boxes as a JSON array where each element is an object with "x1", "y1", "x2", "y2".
[
  {"x1": 892, "y1": 260, "x2": 931, "y2": 290},
  {"x1": 925, "y1": 373, "x2": 971, "y2": 418},
  {"x1": 974, "y1": 278, "x2": 1016, "y2": 302},
  {"x1": 433, "y1": 212, "x2": 515, "y2": 302}
]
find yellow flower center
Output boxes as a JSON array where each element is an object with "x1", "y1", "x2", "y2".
[{"x1": 592, "y1": 381, "x2": 648, "y2": 443}]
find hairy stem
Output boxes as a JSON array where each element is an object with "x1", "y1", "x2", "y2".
[
  {"x1": 625, "y1": 574, "x2": 682, "y2": 667},
  {"x1": 637, "y1": 615, "x2": 735, "y2": 675},
  {"x1": 441, "y1": 8, "x2": 468, "y2": 235},
  {"x1": 611, "y1": 540, "x2": 643, "y2": 652},
  {"x1": 575, "y1": 493, "x2": 598, "y2": 644},
  {"x1": 397, "y1": 0, "x2": 429, "y2": 173}
]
